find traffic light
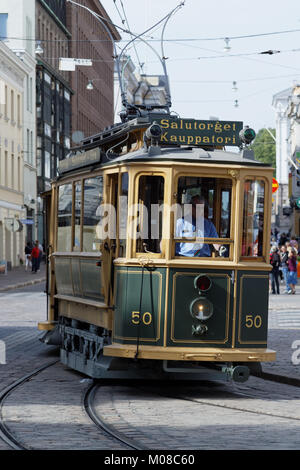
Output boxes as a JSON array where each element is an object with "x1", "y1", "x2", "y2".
[{"x1": 239, "y1": 126, "x2": 256, "y2": 145}]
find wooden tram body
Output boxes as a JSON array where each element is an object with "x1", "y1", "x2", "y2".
[{"x1": 39, "y1": 115, "x2": 276, "y2": 383}]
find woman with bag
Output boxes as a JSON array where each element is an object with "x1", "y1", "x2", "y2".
[{"x1": 287, "y1": 249, "x2": 298, "y2": 295}]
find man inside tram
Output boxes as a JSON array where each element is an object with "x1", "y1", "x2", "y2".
[{"x1": 175, "y1": 194, "x2": 221, "y2": 257}]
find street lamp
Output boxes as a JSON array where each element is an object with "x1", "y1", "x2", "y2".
[
  {"x1": 224, "y1": 38, "x2": 231, "y2": 52},
  {"x1": 35, "y1": 41, "x2": 44, "y2": 55},
  {"x1": 86, "y1": 80, "x2": 94, "y2": 90}
]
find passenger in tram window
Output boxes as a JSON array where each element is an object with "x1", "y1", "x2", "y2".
[{"x1": 175, "y1": 194, "x2": 220, "y2": 257}]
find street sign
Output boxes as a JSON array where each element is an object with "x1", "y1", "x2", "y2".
[
  {"x1": 296, "y1": 197, "x2": 300, "y2": 209},
  {"x1": 20, "y1": 219, "x2": 34, "y2": 225},
  {"x1": 59, "y1": 58, "x2": 93, "y2": 71},
  {"x1": 150, "y1": 117, "x2": 243, "y2": 147},
  {"x1": 272, "y1": 178, "x2": 279, "y2": 193}
]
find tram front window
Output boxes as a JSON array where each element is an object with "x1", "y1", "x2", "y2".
[
  {"x1": 136, "y1": 175, "x2": 164, "y2": 254},
  {"x1": 242, "y1": 179, "x2": 265, "y2": 257},
  {"x1": 175, "y1": 177, "x2": 232, "y2": 258}
]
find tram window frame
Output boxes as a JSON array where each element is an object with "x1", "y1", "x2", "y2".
[
  {"x1": 134, "y1": 173, "x2": 166, "y2": 258},
  {"x1": 118, "y1": 171, "x2": 129, "y2": 258},
  {"x1": 241, "y1": 178, "x2": 266, "y2": 261},
  {"x1": 73, "y1": 180, "x2": 82, "y2": 252},
  {"x1": 56, "y1": 182, "x2": 73, "y2": 252},
  {"x1": 173, "y1": 174, "x2": 234, "y2": 260},
  {"x1": 82, "y1": 175, "x2": 104, "y2": 253}
]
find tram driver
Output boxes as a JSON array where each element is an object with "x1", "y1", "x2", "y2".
[{"x1": 175, "y1": 194, "x2": 221, "y2": 257}]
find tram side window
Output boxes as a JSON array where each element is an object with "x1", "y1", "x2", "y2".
[
  {"x1": 136, "y1": 175, "x2": 164, "y2": 254},
  {"x1": 57, "y1": 184, "x2": 72, "y2": 252},
  {"x1": 74, "y1": 181, "x2": 81, "y2": 251},
  {"x1": 82, "y1": 176, "x2": 104, "y2": 252},
  {"x1": 242, "y1": 179, "x2": 265, "y2": 257},
  {"x1": 175, "y1": 177, "x2": 232, "y2": 258},
  {"x1": 119, "y1": 172, "x2": 128, "y2": 257}
]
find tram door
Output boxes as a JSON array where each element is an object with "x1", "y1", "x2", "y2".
[{"x1": 104, "y1": 173, "x2": 119, "y2": 306}]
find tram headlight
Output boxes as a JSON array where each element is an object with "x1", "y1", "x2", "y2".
[
  {"x1": 239, "y1": 126, "x2": 256, "y2": 145},
  {"x1": 145, "y1": 122, "x2": 162, "y2": 141},
  {"x1": 190, "y1": 297, "x2": 213, "y2": 321},
  {"x1": 194, "y1": 274, "x2": 212, "y2": 293}
]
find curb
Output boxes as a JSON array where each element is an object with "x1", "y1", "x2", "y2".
[{"x1": 0, "y1": 277, "x2": 46, "y2": 293}]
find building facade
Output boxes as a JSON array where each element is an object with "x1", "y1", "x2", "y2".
[
  {"x1": 273, "y1": 85, "x2": 300, "y2": 236},
  {"x1": 1, "y1": 0, "x2": 37, "y2": 246},
  {"x1": 35, "y1": 0, "x2": 72, "y2": 243},
  {"x1": 66, "y1": 0, "x2": 120, "y2": 142},
  {"x1": 0, "y1": 41, "x2": 27, "y2": 267},
  {"x1": 272, "y1": 87, "x2": 292, "y2": 233}
]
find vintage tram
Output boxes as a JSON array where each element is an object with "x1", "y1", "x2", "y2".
[{"x1": 39, "y1": 113, "x2": 275, "y2": 383}]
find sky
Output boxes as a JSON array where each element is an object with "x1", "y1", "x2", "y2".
[{"x1": 100, "y1": 0, "x2": 300, "y2": 133}]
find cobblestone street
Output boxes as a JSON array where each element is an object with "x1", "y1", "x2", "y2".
[{"x1": 0, "y1": 274, "x2": 300, "y2": 450}]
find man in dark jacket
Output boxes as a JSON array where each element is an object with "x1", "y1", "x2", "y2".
[{"x1": 270, "y1": 246, "x2": 281, "y2": 294}]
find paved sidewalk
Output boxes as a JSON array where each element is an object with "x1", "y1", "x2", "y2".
[{"x1": 0, "y1": 263, "x2": 46, "y2": 292}]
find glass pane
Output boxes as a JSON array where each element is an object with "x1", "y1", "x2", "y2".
[
  {"x1": 57, "y1": 184, "x2": 72, "y2": 252},
  {"x1": 136, "y1": 175, "x2": 164, "y2": 254},
  {"x1": 220, "y1": 189, "x2": 231, "y2": 238},
  {"x1": 45, "y1": 151, "x2": 51, "y2": 178},
  {"x1": 119, "y1": 173, "x2": 128, "y2": 257},
  {"x1": 74, "y1": 182, "x2": 81, "y2": 251},
  {"x1": 242, "y1": 180, "x2": 265, "y2": 257},
  {"x1": 175, "y1": 177, "x2": 232, "y2": 258},
  {"x1": 82, "y1": 176, "x2": 103, "y2": 252}
]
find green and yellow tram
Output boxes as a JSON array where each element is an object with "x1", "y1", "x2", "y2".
[{"x1": 39, "y1": 114, "x2": 275, "y2": 383}]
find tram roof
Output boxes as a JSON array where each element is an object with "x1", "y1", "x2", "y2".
[{"x1": 110, "y1": 146, "x2": 270, "y2": 167}]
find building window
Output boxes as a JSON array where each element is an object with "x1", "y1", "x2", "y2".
[
  {"x1": 44, "y1": 122, "x2": 51, "y2": 138},
  {"x1": 44, "y1": 73, "x2": 51, "y2": 85},
  {"x1": 64, "y1": 90, "x2": 70, "y2": 101},
  {"x1": 4, "y1": 85, "x2": 7, "y2": 118},
  {"x1": 11, "y1": 154, "x2": 14, "y2": 189},
  {"x1": 5, "y1": 151, "x2": 8, "y2": 186},
  {"x1": 10, "y1": 90, "x2": 14, "y2": 122},
  {"x1": 26, "y1": 17, "x2": 33, "y2": 55},
  {"x1": 18, "y1": 156, "x2": 21, "y2": 191},
  {"x1": 17, "y1": 94, "x2": 21, "y2": 126},
  {"x1": 30, "y1": 131, "x2": 33, "y2": 165},
  {"x1": 0, "y1": 14, "x2": 8, "y2": 39},
  {"x1": 45, "y1": 151, "x2": 51, "y2": 178}
]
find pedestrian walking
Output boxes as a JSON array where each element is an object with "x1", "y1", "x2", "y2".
[
  {"x1": 287, "y1": 248, "x2": 298, "y2": 295},
  {"x1": 280, "y1": 245, "x2": 289, "y2": 293},
  {"x1": 24, "y1": 242, "x2": 32, "y2": 272},
  {"x1": 270, "y1": 246, "x2": 281, "y2": 294},
  {"x1": 31, "y1": 241, "x2": 40, "y2": 273},
  {"x1": 36, "y1": 240, "x2": 43, "y2": 271}
]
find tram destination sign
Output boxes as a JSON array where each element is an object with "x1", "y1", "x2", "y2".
[
  {"x1": 151, "y1": 117, "x2": 243, "y2": 147},
  {"x1": 58, "y1": 148, "x2": 101, "y2": 173}
]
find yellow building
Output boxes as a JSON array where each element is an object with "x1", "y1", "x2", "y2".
[{"x1": 0, "y1": 41, "x2": 27, "y2": 268}]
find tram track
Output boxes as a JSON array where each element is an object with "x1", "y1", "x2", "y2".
[
  {"x1": 0, "y1": 362, "x2": 147, "y2": 450},
  {"x1": 84, "y1": 383, "x2": 148, "y2": 450},
  {"x1": 0, "y1": 360, "x2": 59, "y2": 450},
  {"x1": 2, "y1": 359, "x2": 300, "y2": 451}
]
